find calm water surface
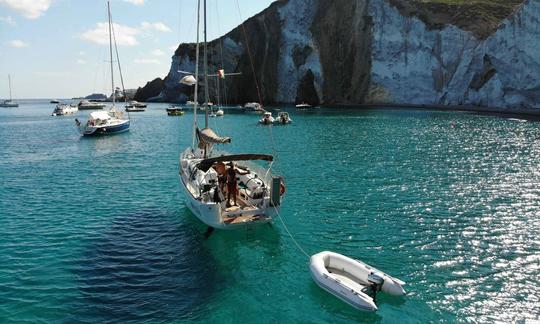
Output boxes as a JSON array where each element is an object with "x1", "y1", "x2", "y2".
[{"x1": 0, "y1": 100, "x2": 539, "y2": 322}]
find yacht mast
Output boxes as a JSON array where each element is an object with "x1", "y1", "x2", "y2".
[
  {"x1": 192, "y1": 0, "x2": 201, "y2": 148},
  {"x1": 203, "y1": 0, "x2": 209, "y2": 128},
  {"x1": 107, "y1": 1, "x2": 115, "y2": 107},
  {"x1": 8, "y1": 74, "x2": 12, "y2": 101}
]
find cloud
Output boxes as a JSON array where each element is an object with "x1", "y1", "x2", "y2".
[
  {"x1": 133, "y1": 58, "x2": 160, "y2": 64},
  {"x1": 0, "y1": 0, "x2": 51, "y2": 19},
  {"x1": 169, "y1": 45, "x2": 178, "y2": 51},
  {"x1": 141, "y1": 21, "x2": 171, "y2": 33},
  {"x1": 151, "y1": 49, "x2": 165, "y2": 56},
  {"x1": 123, "y1": 0, "x2": 144, "y2": 5},
  {"x1": 77, "y1": 59, "x2": 86, "y2": 64},
  {"x1": 80, "y1": 22, "x2": 140, "y2": 46},
  {"x1": 8, "y1": 39, "x2": 28, "y2": 48},
  {"x1": 0, "y1": 16, "x2": 15, "y2": 26},
  {"x1": 79, "y1": 51, "x2": 86, "y2": 56}
]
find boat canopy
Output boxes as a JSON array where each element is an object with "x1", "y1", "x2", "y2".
[
  {"x1": 197, "y1": 154, "x2": 274, "y2": 172},
  {"x1": 89, "y1": 111, "x2": 111, "y2": 120},
  {"x1": 197, "y1": 128, "x2": 231, "y2": 149}
]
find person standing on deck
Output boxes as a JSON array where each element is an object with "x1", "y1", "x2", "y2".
[{"x1": 226, "y1": 162, "x2": 238, "y2": 206}]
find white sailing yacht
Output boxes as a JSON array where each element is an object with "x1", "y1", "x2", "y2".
[
  {"x1": 76, "y1": 1, "x2": 129, "y2": 136},
  {"x1": 179, "y1": 0, "x2": 285, "y2": 230},
  {"x1": 0, "y1": 75, "x2": 18, "y2": 108}
]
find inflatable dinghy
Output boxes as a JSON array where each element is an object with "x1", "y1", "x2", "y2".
[{"x1": 310, "y1": 251, "x2": 405, "y2": 312}]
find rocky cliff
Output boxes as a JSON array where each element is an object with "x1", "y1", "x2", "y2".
[{"x1": 136, "y1": 0, "x2": 539, "y2": 110}]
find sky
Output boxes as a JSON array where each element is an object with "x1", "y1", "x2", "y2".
[{"x1": 0, "y1": 0, "x2": 274, "y2": 99}]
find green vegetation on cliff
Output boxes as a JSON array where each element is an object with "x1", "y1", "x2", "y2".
[{"x1": 389, "y1": 0, "x2": 525, "y2": 38}]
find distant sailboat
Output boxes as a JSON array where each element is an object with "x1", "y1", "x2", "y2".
[
  {"x1": 178, "y1": 0, "x2": 285, "y2": 230},
  {"x1": 0, "y1": 75, "x2": 18, "y2": 108},
  {"x1": 76, "y1": 1, "x2": 130, "y2": 136}
]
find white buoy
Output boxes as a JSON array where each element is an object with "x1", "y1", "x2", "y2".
[{"x1": 309, "y1": 251, "x2": 406, "y2": 312}]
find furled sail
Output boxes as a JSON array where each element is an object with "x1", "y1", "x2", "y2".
[{"x1": 197, "y1": 127, "x2": 231, "y2": 149}]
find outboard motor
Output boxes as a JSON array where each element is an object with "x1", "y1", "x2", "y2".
[{"x1": 367, "y1": 273, "x2": 384, "y2": 304}]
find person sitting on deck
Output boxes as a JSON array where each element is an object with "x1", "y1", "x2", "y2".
[{"x1": 226, "y1": 162, "x2": 238, "y2": 207}]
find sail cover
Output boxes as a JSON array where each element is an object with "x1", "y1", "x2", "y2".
[
  {"x1": 197, "y1": 128, "x2": 231, "y2": 148},
  {"x1": 180, "y1": 75, "x2": 197, "y2": 86}
]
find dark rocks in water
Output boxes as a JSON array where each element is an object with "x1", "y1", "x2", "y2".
[
  {"x1": 296, "y1": 69, "x2": 320, "y2": 106},
  {"x1": 134, "y1": 78, "x2": 165, "y2": 102},
  {"x1": 469, "y1": 55, "x2": 497, "y2": 91}
]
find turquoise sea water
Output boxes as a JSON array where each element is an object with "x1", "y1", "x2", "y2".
[{"x1": 1, "y1": 100, "x2": 539, "y2": 322}]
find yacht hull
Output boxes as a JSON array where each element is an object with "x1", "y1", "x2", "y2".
[{"x1": 82, "y1": 119, "x2": 130, "y2": 136}]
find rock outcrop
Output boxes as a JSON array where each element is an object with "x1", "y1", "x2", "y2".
[
  {"x1": 134, "y1": 78, "x2": 165, "y2": 102},
  {"x1": 138, "y1": 0, "x2": 539, "y2": 110}
]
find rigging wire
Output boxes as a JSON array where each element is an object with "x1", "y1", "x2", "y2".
[
  {"x1": 110, "y1": 8, "x2": 129, "y2": 119},
  {"x1": 230, "y1": 2, "x2": 308, "y2": 260},
  {"x1": 234, "y1": 0, "x2": 263, "y2": 106},
  {"x1": 215, "y1": 0, "x2": 228, "y2": 107}
]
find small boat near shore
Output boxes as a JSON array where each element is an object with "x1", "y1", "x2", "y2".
[
  {"x1": 78, "y1": 100, "x2": 106, "y2": 110},
  {"x1": 259, "y1": 111, "x2": 274, "y2": 125},
  {"x1": 244, "y1": 102, "x2": 264, "y2": 113},
  {"x1": 52, "y1": 104, "x2": 78, "y2": 116},
  {"x1": 210, "y1": 107, "x2": 224, "y2": 117},
  {"x1": 167, "y1": 106, "x2": 184, "y2": 116},
  {"x1": 273, "y1": 112, "x2": 292, "y2": 125},
  {"x1": 50, "y1": 99, "x2": 60, "y2": 104},
  {"x1": 125, "y1": 100, "x2": 146, "y2": 112},
  {"x1": 310, "y1": 251, "x2": 406, "y2": 312},
  {"x1": 295, "y1": 102, "x2": 313, "y2": 109}
]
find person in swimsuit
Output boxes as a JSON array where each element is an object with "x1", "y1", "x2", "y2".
[{"x1": 226, "y1": 162, "x2": 238, "y2": 206}]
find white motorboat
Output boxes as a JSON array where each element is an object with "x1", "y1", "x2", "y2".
[
  {"x1": 178, "y1": 0, "x2": 285, "y2": 230},
  {"x1": 210, "y1": 108, "x2": 224, "y2": 117},
  {"x1": 244, "y1": 102, "x2": 264, "y2": 113},
  {"x1": 0, "y1": 75, "x2": 18, "y2": 108},
  {"x1": 125, "y1": 100, "x2": 146, "y2": 111},
  {"x1": 76, "y1": 2, "x2": 130, "y2": 137},
  {"x1": 310, "y1": 251, "x2": 406, "y2": 312},
  {"x1": 186, "y1": 100, "x2": 196, "y2": 106},
  {"x1": 52, "y1": 103, "x2": 78, "y2": 116},
  {"x1": 258, "y1": 111, "x2": 274, "y2": 125},
  {"x1": 76, "y1": 110, "x2": 130, "y2": 136},
  {"x1": 78, "y1": 100, "x2": 106, "y2": 110},
  {"x1": 273, "y1": 112, "x2": 292, "y2": 125},
  {"x1": 295, "y1": 102, "x2": 313, "y2": 109}
]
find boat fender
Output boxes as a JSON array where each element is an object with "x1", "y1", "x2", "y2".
[{"x1": 280, "y1": 182, "x2": 286, "y2": 196}]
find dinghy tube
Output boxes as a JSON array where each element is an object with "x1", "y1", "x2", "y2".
[{"x1": 310, "y1": 251, "x2": 406, "y2": 312}]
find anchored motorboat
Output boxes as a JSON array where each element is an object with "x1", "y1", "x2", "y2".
[
  {"x1": 52, "y1": 103, "x2": 78, "y2": 116},
  {"x1": 295, "y1": 102, "x2": 313, "y2": 109},
  {"x1": 210, "y1": 107, "x2": 224, "y2": 117},
  {"x1": 167, "y1": 106, "x2": 184, "y2": 116},
  {"x1": 78, "y1": 100, "x2": 106, "y2": 110},
  {"x1": 273, "y1": 112, "x2": 292, "y2": 125},
  {"x1": 125, "y1": 100, "x2": 147, "y2": 112},
  {"x1": 244, "y1": 102, "x2": 264, "y2": 113},
  {"x1": 310, "y1": 251, "x2": 406, "y2": 312},
  {"x1": 259, "y1": 111, "x2": 274, "y2": 125}
]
